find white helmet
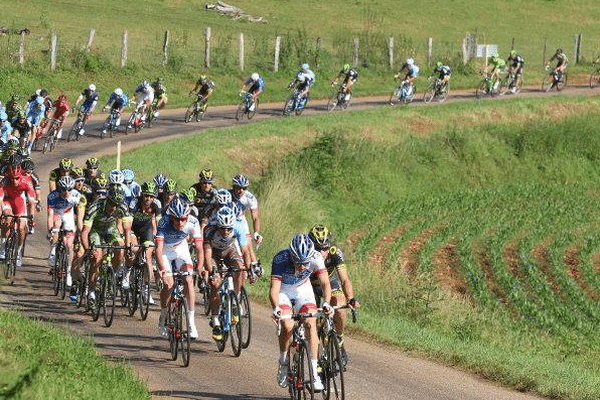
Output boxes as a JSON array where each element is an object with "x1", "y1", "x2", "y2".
[
  {"x1": 114, "y1": 88, "x2": 123, "y2": 96},
  {"x1": 89, "y1": 84, "x2": 96, "y2": 91},
  {"x1": 251, "y1": 72, "x2": 259, "y2": 81},
  {"x1": 406, "y1": 58, "x2": 414, "y2": 66}
]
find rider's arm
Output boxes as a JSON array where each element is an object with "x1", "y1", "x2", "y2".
[
  {"x1": 269, "y1": 276, "x2": 282, "y2": 309},
  {"x1": 317, "y1": 269, "x2": 332, "y2": 305},
  {"x1": 194, "y1": 237, "x2": 204, "y2": 273},
  {"x1": 46, "y1": 205, "x2": 54, "y2": 232},
  {"x1": 203, "y1": 241, "x2": 213, "y2": 273},
  {"x1": 155, "y1": 237, "x2": 166, "y2": 275},
  {"x1": 81, "y1": 225, "x2": 91, "y2": 250}
]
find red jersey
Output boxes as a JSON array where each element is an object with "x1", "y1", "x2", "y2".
[
  {"x1": 0, "y1": 177, "x2": 36, "y2": 201},
  {"x1": 52, "y1": 99, "x2": 70, "y2": 120}
]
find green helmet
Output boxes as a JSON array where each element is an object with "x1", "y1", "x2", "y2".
[
  {"x1": 59, "y1": 158, "x2": 73, "y2": 171},
  {"x1": 86, "y1": 157, "x2": 100, "y2": 169},
  {"x1": 71, "y1": 166, "x2": 85, "y2": 180},
  {"x1": 141, "y1": 181, "x2": 157, "y2": 196},
  {"x1": 436, "y1": 61, "x2": 443, "y2": 68},
  {"x1": 509, "y1": 50, "x2": 516, "y2": 57},
  {"x1": 166, "y1": 179, "x2": 177, "y2": 194},
  {"x1": 308, "y1": 224, "x2": 332, "y2": 250},
  {"x1": 180, "y1": 187, "x2": 197, "y2": 203},
  {"x1": 107, "y1": 186, "x2": 125, "y2": 205},
  {"x1": 343, "y1": 63, "x2": 350, "y2": 71},
  {"x1": 198, "y1": 168, "x2": 214, "y2": 183}
]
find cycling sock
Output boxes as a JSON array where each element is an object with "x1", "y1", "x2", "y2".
[
  {"x1": 311, "y1": 359, "x2": 319, "y2": 376},
  {"x1": 279, "y1": 351, "x2": 288, "y2": 365},
  {"x1": 187, "y1": 309, "x2": 195, "y2": 323}
]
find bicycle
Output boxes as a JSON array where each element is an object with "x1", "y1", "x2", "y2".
[
  {"x1": 283, "y1": 88, "x2": 309, "y2": 116},
  {"x1": 589, "y1": 66, "x2": 600, "y2": 89},
  {"x1": 475, "y1": 73, "x2": 502, "y2": 99},
  {"x1": 50, "y1": 229, "x2": 69, "y2": 300},
  {"x1": 212, "y1": 260, "x2": 242, "y2": 357},
  {"x1": 101, "y1": 107, "x2": 121, "y2": 139},
  {"x1": 542, "y1": 68, "x2": 568, "y2": 92},
  {"x1": 126, "y1": 243, "x2": 153, "y2": 321},
  {"x1": 327, "y1": 84, "x2": 352, "y2": 112},
  {"x1": 67, "y1": 108, "x2": 89, "y2": 142},
  {"x1": 500, "y1": 71, "x2": 522, "y2": 95},
  {"x1": 185, "y1": 95, "x2": 208, "y2": 123},
  {"x1": 422, "y1": 76, "x2": 449, "y2": 103},
  {"x1": 76, "y1": 251, "x2": 91, "y2": 309},
  {"x1": 166, "y1": 270, "x2": 194, "y2": 367},
  {"x1": 89, "y1": 244, "x2": 125, "y2": 327},
  {"x1": 389, "y1": 78, "x2": 415, "y2": 105},
  {"x1": 126, "y1": 103, "x2": 147, "y2": 134},
  {"x1": 235, "y1": 91, "x2": 259, "y2": 120},
  {"x1": 2, "y1": 215, "x2": 30, "y2": 284},
  {"x1": 40, "y1": 117, "x2": 63, "y2": 153}
]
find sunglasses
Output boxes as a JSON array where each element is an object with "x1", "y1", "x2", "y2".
[{"x1": 220, "y1": 227, "x2": 232, "y2": 232}]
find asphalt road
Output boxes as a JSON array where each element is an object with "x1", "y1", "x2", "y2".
[{"x1": 1, "y1": 84, "x2": 583, "y2": 399}]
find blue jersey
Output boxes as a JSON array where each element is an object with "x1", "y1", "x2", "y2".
[
  {"x1": 246, "y1": 77, "x2": 266, "y2": 92},
  {"x1": 26, "y1": 96, "x2": 45, "y2": 117},
  {"x1": 271, "y1": 248, "x2": 326, "y2": 287},
  {"x1": 156, "y1": 215, "x2": 202, "y2": 247},
  {"x1": 0, "y1": 121, "x2": 12, "y2": 145},
  {"x1": 47, "y1": 190, "x2": 81, "y2": 214},
  {"x1": 81, "y1": 90, "x2": 99, "y2": 107},
  {"x1": 109, "y1": 92, "x2": 129, "y2": 108}
]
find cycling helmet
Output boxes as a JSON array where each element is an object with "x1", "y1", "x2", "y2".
[
  {"x1": 89, "y1": 84, "x2": 96, "y2": 91},
  {"x1": 436, "y1": 61, "x2": 443, "y2": 68},
  {"x1": 166, "y1": 179, "x2": 177, "y2": 194},
  {"x1": 21, "y1": 159, "x2": 35, "y2": 172},
  {"x1": 406, "y1": 58, "x2": 414, "y2": 65},
  {"x1": 556, "y1": 48, "x2": 563, "y2": 54},
  {"x1": 86, "y1": 157, "x2": 99, "y2": 169},
  {"x1": 35, "y1": 89, "x2": 41, "y2": 96},
  {"x1": 6, "y1": 154, "x2": 21, "y2": 168},
  {"x1": 11, "y1": 95, "x2": 19, "y2": 102},
  {"x1": 7, "y1": 165, "x2": 23, "y2": 178},
  {"x1": 58, "y1": 94, "x2": 67, "y2": 101},
  {"x1": 122, "y1": 169, "x2": 134, "y2": 183},
  {"x1": 216, "y1": 206, "x2": 235, "y2": 228},
  {"x1": 215, "y1": 188, "x2": 232, "y2": 205},
  {"x1": 308, "y1": 224, "x2": 332, "y2": 250},
  {"x1": 232, "y1": 174, "x2": 249, "y2": 188},
  {"x1": 509, "y1": 50, "x2": 516, "y2": 57},
  {"x1": 114, "y1": 88, "x2": 123, "y2": 96},
  {"x1": 200, "y1": 75, "x2": 208, "y2": 84},
  {"x1": 40, "y1": 89, "x2": 48, "y2": 97},
  {"x1": 71, "y1": 166, "x2": 85, "y2": 180},
  {"x1": 167, "y1": 196, "x2": 190, "y2": 218},
  {"x1": 141, "y1": 181, "x2": 157, "y2": 196},
  {"x1": 251, "y1": 72, "x2": 259, "y2": 81},
  {"x1": 57, "y1": 175, "x2": 75, "y2": 192},
  {"x1": 289, "y1": 233, "x2": 314, "y2": 264},
  {"x1": 59, "y1": 158, "x2": 73, "y2": 171},
  {"x1": 109, "y1": 169, "x2": 124, "y2": 185},
  {"x1": 154, "y1": 173, "x2": 168, "y2": 189},
  {"x1": 343, "y1": 63, "x2": 350, "y2": 71},
  {"x1": 107, "y1": 186, "x2": 125, "y2": 205},
  {"x1": 156, "y1": 77, "x2": 163, "y2": 84},
  {"x1": 179, "y1": 187, "x2": 196, "y2": 202},
  {"x1": 491, "y1": 53, "x2": 498, "y2": 61},
  {"x1": 92, "y1": 176, "x2": 109, "y2": 191},
  {"x1": 301, "y1": 63, "x2": 309, "y2": 70},
  {"x1": 6, "y1": 138, "x2": 19, "y2": 150},
  {"x1": 198, "y1": 168, "x2": 214, "y2": 183}
]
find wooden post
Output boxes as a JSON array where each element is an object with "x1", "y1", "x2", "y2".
[
  {"x1": 86, "y1": 29, "x2": 95, "y2": 52},
  {"x1": 163, "y1": 30, "x2": 170, "y2": 66},
  {"x1": 205, "y1": 27, "x2": 211, "y2": 69},
  {"x1": 315, "y1": 37, "x2": 321, "y2": 68},
  {"x1": 18, "y1": 31, "x2": 26, "y2": 67},
  {"x1": 542, "y1": 37, "x2": 547, "y2": 68},
  {"x1": 462, "y1": 36, "x2": 468, "y2": 65},
  {"x1": 388, "y1": 37, "x2": 394, "y2": 69},
  {"x1": 274, "y1": 36, "x2": 281, "y2": 72},
  {"x1": 575, "y1": 33, "x2": 582, "y2": 64},
  {"x1": 427, "y1": 37, "x2": 433, "y2": 66},
  {"x1": 120, "y1": 30, "x2": 128, "y2": 68},
  {"x1": 50, "y1": 32, "x2": 57, "y2": 71},
  {"x1": 353, "y1": 38, "x2": 359, "y2": 67},
  {"x1": 511, "y1": 37, "x2": 515, "y2": 50},
  {"x1": 239, "y1": 33, "x2": 244, "y2": 71}
]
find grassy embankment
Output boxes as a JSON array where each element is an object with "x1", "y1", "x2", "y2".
[
  {"x1": 103, "y1": 95, "x2": 600, "y2": 399},
  {"x1": 2, "y1": 0, "x2": 600, "y2": 106}
]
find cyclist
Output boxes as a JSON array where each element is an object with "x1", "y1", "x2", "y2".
[
  {"x1": 270, "y1": 233, "x2": 332, "y2": 392},
  {"x1": 129, "y1": 181, "x2": 161, "y2": 305},
  {"x1": 190, "y1": 168, "x2": 217, "y2": 231},
  {"x1": 331, "y1": 63, "x2": 358, "y2": 99},
  {"x1": 151, "y1": 78, "x2": 167, "y2": 116},
  {"x1": 6, "y1": 95, "x2": 23, "y2": 123},
  {"x1": 0, "y1": 165, "x2": 36, "y2": 266},
  {"x1": 73, "y1": 84, "x2": 99, "y2": 136},
  {"x1": 506, "y1": 50, "x2": 525, "y2": 92},
  {"x1": 25, "y1": 95, "x2": 45, "y2": 150},
  {"x1": 0, "y1": 109, "x2": 12, "y2": 147},
  {"x1": 156, "y1": 195, "x2": 203, "y2": 340},
  {"x1": 483, "y1": 53, "x2": 506, "y2": 89},
  {"x1": 189, "y1": 75, "x2": 215, "y2": 112},
  {"x1": 81, "y1": 186, "x2": 132, "y2": 304},
  {"x1": 49, "y1": 158, "x2": 73, "y2": 192},
  {"x1": 68, "y1": 167, "x2": 89, "y2": 301},
  {"x1": 288, "y1": 63, "x2": 315, "y2": 101},
  {"x1": 46, "y1": 175, "x2": 81, "y2": 287},
  {"x1": 21, "y1": 159, "x2": 42, "y2": 215},
  {"x1": 240, "y1": 73, "x2": 265, "y2": 110},
  {"x1": 129, "y1": 80, "x2": 154, "y2": 128},
  {"x1": 230, "y1": 174, "x2": 262, "y2": 268},
  {"x1": 102, "y1": 88, "x2": 128, "y2": 134},
  {"x1": 204, "y1": 206, "x2": 247, "y2": 340},
  {"x1": 153, "y1": 174, "x2": 169, "y2": 208},
  {"x1": 395, "y1": 58, "x2": 420, "y2": 95},
  {"x1": 83, "y1": 157, "x2": 102, "y2": 186},
  {"x1": 49, "y1": 94, "x2": 70, "y2": 139},
  {"x1": 433, "y1": 61, "x2": 451, "y2": 91},
  {"x1": 546, "y1": 48, "x2": 568, "y2": 82},
  {"x1": 122, "y1": 169, "x2": 141, "y2": 212},
  {"x1": 308, "y1": 224, "x2": 360, "y2": 366},
  {"x1": 10, "y1": 113, "x2": 31, "y2": 148}
]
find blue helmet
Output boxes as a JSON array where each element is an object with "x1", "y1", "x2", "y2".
[
  {"x1": 289, "y1": 233, "x2": 314, "y2": 264},
  {"x1": 154, "y1": 173, "x2": 168, "y2": 189},
  {"x1": 216, "y1": 206, "x2": 235, "y2": 228},
  {"x1": 301, "y1": 63, "x2": 309, "y2": 70},
  {"x1": 232, "y1": 174, "x2": 249, "y2": 188},
  {"x1": 167, "y1": 195, "x2": 190, "y2": 218},
  {"x1": 215, "y1": 188, "x2": 232, "y2": 205},
  {"x1": 122, "y1": 169, "x2": 134, "y2": 183},
  {"x1": 109, "y1": 169, "x2": 124, "y2": 185}
]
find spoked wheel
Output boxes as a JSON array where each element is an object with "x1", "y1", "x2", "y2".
[
  {"x1": 103, "y1": 267, "x2": 116, "y2": 327},
  {"x1": 247, "y1": 98, "x2": 258, "y2": 119},
  {"x1": 196, "y1": 108, "x2": 205, "y2": 122},
  {"x1": 295, "y1": 341, "x2": 315, "y2": 400},
  {"x1": 77, "y1": 261, "x2": 88, "y2": 309},
  {"x1": 283, "y1": 97, "x2": 295, "y2": 116},
  {"x1": 126, "y1": 114, "x2": 136, "y2": 134},
  {"x1": 438, "y1": 83, "x2": 449, "y2": 102},
  {"x1": 138, "y1": 267, "x2": 150, "y2": 321},
  {"x1": 49, "y1": 134, "x2": 58, "y2": 151},
  {"x1": 216, "y1": 294, "x2": 229, "y2": 353},
  {"x1": 542, "y1": 76, "x2": 555, "y2": 92},
  {"x1": 423, "y1": 84, "x2": 436, "y2": 103},
  {"x1": 179, "y1": 298, "x2": 191, "y2": 367},
  {"x1": 199, "y1": 277, "x2": 211, "y2": 316},
  {"x1": 475, "y1": 80, "x2": 488, "y2": 99},
  {"x1": 498, "y1": 76, "x2": 510, "y2": 96},
  {"x1": 126, "y1": 274, "x2": 138, "y2": 317},
  {"x1": 229, "y1": 292, "x2": 242, "y2": 357},
  {"x1": 323, "y1": 336, "x2": 345, "y2": 400},
  {"x1": 341, "y1": 94, "x2": 351, "y2": 110},
  {"x1": 235, "y1": 103, "x2": 246, "y2": 121},
  {"x1": 91, "y1": 281, "x2": 101, "y2": 322},
  {"x1": 239, "y1": 287, "x2": 252, "y2": 349},
  {"x1": 295, "y1": 97, "x2": 307, "y2": 116},
  {"x1": 168, "y1": 302, "x2": 178, "y2": 361},
  {"x1": 59, "y1": 246, "x2": 68, "y2": 300},
  {"x1": 67, "y1": 121, "x2": 80, "y2": 142},
  {"x1": 327, "y1": 96, "x2": 338, "y2": 111},
  {"x1": 389, "y1": 87, "x2": 402, "y2": 105},
  {"x1": 184, "y1": 104, "x2": 196, "y2": 123},
  {"x1": 590, "y1": 71, "x2": 600, "y2": 89},
  {"x1": 556, "y1": 73, "x2": 567, "y2": 91}
]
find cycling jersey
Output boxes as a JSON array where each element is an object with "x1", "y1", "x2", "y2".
[
  {"x1": 204, "y1": 226, "x2": 244, "y2": 267},
  {"x1": 434, "y1": 65, "x2": 451, "y2": 78},
  {"x1": 47, "y1": 189, "x2": 81, "y2": 232},
  {"x1": 310, "y1": 245, "x2": 345, "y2": 294},
  {"x1": 156, "y1": 214, "x2": 201, "y2": 247},
  {"x1": 550, "y1": 53, "x2": 568, "y2": 67},
  {"x1": 108, "y1": 92, "x2": 129, "y2": 109},
  {"x1": 131, "y1": 200, "x2": 160, "y2": 243},
  {"x1": 0, "y1": 121, "x2": 12, "y2": 145},
  {"x1": 26, "y1": 97, "x2": 45, "y2": 127},
  {"x1": 49, "y1": 167, "x2": 69, "y2": 186},
  {"x1": 80, "y1": 89, "x2": 99, "y2": 111},
  {"x1": 197, "y1": 79, "x2": 215, "y2": 97},
  {"x1": 508, "y1": 55, "x2": 525, "y2": 67},
  {"x1": 245, "y1": 77, "x2": 266, "y2": 94},
  {"x1": 51, "y1": 99, "x2": 70, "y2": 120},
  {"x1": 271, "y1": 248, "x2": 326, "y2": 287},
  {"x1": 340, "y1": 68, "x2": 359, "y2": 82},
  {"x1": 0, "y1": 176, "x2": 35, "y2": 216},
  {"x1": 151, "y1": 82, "x2": 166, "y2": 98},
  {"x1": 190, "y1": 184, "x2": 217, "y2": 219},
  {"x1": 83, "y1": 198, "x2": 131, "y2": 230},
  {"x1": 293, "y1": 70, "x2": 316, "y2": 90}
]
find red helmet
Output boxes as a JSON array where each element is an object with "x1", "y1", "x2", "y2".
[
  {"x1": 58, "y1": 94, "x2": 68, "y2": 101},
  {"x1": 7, "y1": 166, "x2": 23, "y2": 178}
]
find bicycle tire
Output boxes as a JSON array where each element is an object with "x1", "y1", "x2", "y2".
[
  {"x1": 168, "y1": 301, "x2": 178, "y2": 361},
  {"x1": 77, "y1": 258, "x2": 89, "y2": 309},
  {"x1": 216, "y1": 293, "x2": 229, "y2": 353},
  {"x1": 138, "y1": 265, "x2": 150, "y2": 321},
  {"x1": 67, "y1": 121, "x2": 79, "y2": 142},
  {"x1": 6, "y1": 232, "x2": 18, "y2": 282},
  {"x1": 239, "y1": 287, "x2": 252, "y2": 349},
  {"x1": 295, "y1": 96, "x2": 308, "y2": 116},
  {"x1": 59, "y1": 244, "x2": 68, "y2": 300},
  {"x1": 283, "y1": 96, "x2": 295, "y2": 116},
  {"x1": 327, "y1": 96, "x2": 338, "y2": 112},
  {"x1": 498, "y1": 76, "x2": 510, "y2": 96},
  {"x1": 247, "y1": 98, "x2": 258, "y2": 119},
  {"x1": 127, "y1": 271, "x2": 138, "y2": 316},
  {"x1": 557, "y1": 73, "x2": 567, "y2": 91},
  {"x1": 475, "y1": 80, "x2": 487, "y2": 99},
  {"x1": 229, "y1": 292, "x2": 242, "y2": 357},
  {"x1": 103, "y1": 266, "x2": 116, "y2": 327},
  {"x1": 423, "y1": 83, "x2": 436, "y2": 103},
  {"x1": 542, "y1": 75, "x2": 554, "y2": 92},
  {"x1": 235, "y1": 102, "x2": 246, "y2": 121},
  {"x1": 91, "y1": 279, "x2": 101, "y2": 322},
  {"x1": 126, "y1": 113, "x2": 136, "y2": 135},
  {"x1": 295, "y1": 340, "x2": 315, "y2": 399},
  {"x1": 184, "y1": 103, "x2": 195, "y2": 123},
  {"x1": 324, "y1": 333, "x2": 345, "y2": 400},
  {"x1": 590, "y1": 72, "x2": 600, "y2": 89},
  {"x1": 389, "y1": 87, "x2": 401, "y2": 105},
  {"x1": 199, "y1": 277, "x2": 211, "y2": 316},
  {"x1": 439, "y1": 83, "x2": 449, "y2": 102},
  {"x1": 196, "y1": 108, "x2": 205, "y2": 122},
  {"x1": 179, "y1": 298, "x2": 191, "y2": 367}
]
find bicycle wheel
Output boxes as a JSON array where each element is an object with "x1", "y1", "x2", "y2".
[
  {"x1": 179, "y1": 298, "x2": 191, "y2": 367},
  {"x1": 199, "y1": 277, "x2": 211, "y2": 316},
  {"x1": 235, "y1": 102, "x2": 246, "y2": 121},
  {"x1": 126, "y1": 113, "x2": 136, "y2": 134},
  {"x1": 557, "y1": 73, "x2": 567, "y2": 91},
  {"x1": 138, "y1": 266, "x2": 150, "y2": 321},
  {"x1": 323, "y1": 334, "x2": 345, "y2": 400},
  {"x1": 327, "y1": 95, "x2": 338, "y2": 111},
  {"x1": 498, "y1": 76, "x2": 510, "y2": 95},
  {"x1": 103, "y1": 266, "x2": 116, "y2": 327},
  {"x1": 59, "y1": 244, "x2": 68, "y2": 300},
  {"x1": 126, "y1": 270, "x2": 138, "y2": 316},
  {"x1": 196, "y1": 107, "x2": 205, "y2": 122},
  {"x1": 423, "y1": 83, "x2": 436, "y2": 103},
  {"x1": 439, "y1": 83, "x2": 449, "y2": 102},
  {"x1": 168, "y1": 301, "x2": 178, "y2": 361},
  {"x1": 295, "y1": 341, "x2": 315, "y2": 399},
  {"x1": 77, "y1": 258, "x2": 89, "y2": 309},
  {"x1": 295, "y1": 97, "x2": 308, "y2": 116},
  {"x1": 389, "y1": 87, "x2": 401, "y2": 105},
  {"x1": 91, "y1": 278, "x2": 101, "y2": 322},
  {"x1": 590, "y1": 72, "x2": 600, "y2": 89},
  {"x1": 184, "y1": 103, "x2": 196, "y2": 123},
  {"x1": 67, "y1": 120, "x2": 79, "y2": 142},
  {"x1": 247, "y1": 98, "x2": 258, "y2": 119},
  {"x1": 239, "y1": 287, "x2": 252, "y2": 349},
  {"x1": 341, "y1": 93, "x2": 351, "y2": 110},
  {"x1": 229, "y1": 292, "x2": 242, "y2": 357},
  {"x1": 6, "y1": 233, "x2": 18, "y2": 282},
  {"x1": 542, "y1": 75, "x2": 554, "y2": 92},
  {"x1": 475, "y1": 80, "x2": 487, "y2": 99},
  {"x1": 283, "y1": 97, "x2": 295, "y2": 116},
  {"x1": 216, "y1": 294, "x2": 229, "y2": 353}
]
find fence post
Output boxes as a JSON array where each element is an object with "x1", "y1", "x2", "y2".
[
  {"x1": 205, "y1": 27, "x2": 211, "y2": 69},
  {"x1": 542, "y1": 37, "x2": 547, "y2": 68},
  {"x1": 120, "y1": 30, "x2": 128, "y2": 68},
  {"x1": 315, "y1": 37, "x2": 321, "y2": 68},
  {"x1": 239, "y1": 33, "x2": 244, "y2": 71},
  {"x1": 18, "y1": 31, "x2": 26, "y2": 67},
  {"x1": 388, "y1": 37, "x2": 394, "y2": 69},
  {"x1": 575, "y1": 33, "x2": 582, "y2": 64},
  {"x1": 86, "y1": 29, "x2": 95, "y2": 52},
  {"x1": 50, "y1": 32, "x2": 57, "y2": 71},
  {"x1": 427, "y1": 37, "x2": 433, "y2": 66},
  {"x1": 462, "y1": 36, "x2": 468, "y2": 65},
  {"x1": 353, "y1": 38, "x2": 359, "y2": 67},
  {"x1": 274, "y1": 36, "x2": 281, "y2": 72},
  {"x1": 163, "y1": 30, "x2": 170, "y2": 66}
]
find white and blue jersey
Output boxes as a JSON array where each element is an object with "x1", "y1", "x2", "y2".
[
  {"x1": 407, "y1": 65, "x2": 419, "y2": 78},
  {"x1": 246, "y1": 77, "x2": 266, "y2": 93},
  {"x1": 0, "y1": 120, "x2": 12, "y2": 145},
  {"x1": 124, "y1": 181, "x2": 141, "y2": 212},
  {"x1": 47, "y1": 190, "x2": 81, "y2": 215},
  {"x1": 81, "y1": 90, "x2": 99, "y2": 110},
  {"x1": 271, "y1": 248, "x2": 326, "y2": 287},
  {"x1": 295, "y1": 70, "x2": 316, "y2": 88},
  {"x1": 109, "y1": 92, "x2": 129, "y2": 108},
  {"x1": 156, "y1": 215, "x2": 202, "y2": 247},
  {"x1": 26, "y1": 96, "x2": 46, "y2": 126}
]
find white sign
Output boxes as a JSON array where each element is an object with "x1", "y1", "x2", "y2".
[{"x1": 476, "y1": 44, "x2": 499, "y2": 58}]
